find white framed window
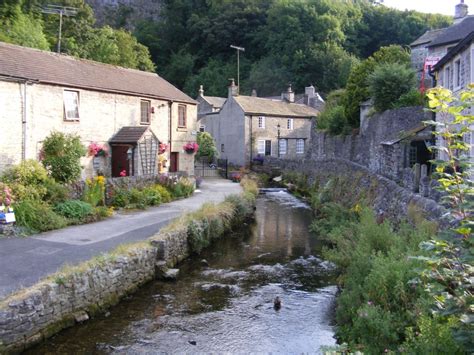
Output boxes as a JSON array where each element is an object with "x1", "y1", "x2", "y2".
[
  {"x1": 279, "y1": 139, "x2": 287, "y2": 155},
  {"x1": 257, "y1": 139, "x2": 265, "y2": 154},
  {"x1": 140, "y1": 100, "x2": 151, "y2": 124},
  {"x1": 258, "y1": 116, "x2": 265, "y2": 128},
  {"x1": 63, "y1": 90, "x2": 80, "y2": 120},
  {"x1": 287, "y1": 118, "x2": 293, "y2": 130},
  {"x1": 296, "y1": 139, "x2": 305, "y2": 154},
  {"x1": 178, "y1": 105, "x2": 187, "y2": 127},
  {"x1": 454, "y1": 58, "x2": 461, "y2": 89}
]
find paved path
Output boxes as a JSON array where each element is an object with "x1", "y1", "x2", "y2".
[{"x1": 0, "y1": 179, "x2": 242, "y2": 299}]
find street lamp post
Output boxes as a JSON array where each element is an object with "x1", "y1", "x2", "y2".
[
  {"x1": 230, "y1": 45, "x2": 245, "y2": 93},
  {"x1": 277, "y1": 123, "x2": 281, "y2": 158}
]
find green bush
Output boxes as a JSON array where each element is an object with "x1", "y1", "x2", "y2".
[
  {"x1": 54, "y1": 200, "x2": 93, "y2": 220},
  {"x1": 110, "y1": 187, "x2": 131, "y2": 208},
  {"x1": 43, "y1": 179, "x2": 69, "y2": 204},
  {"x1": 1, "y1": 160, "x2": 49, "y2": 200},
  {"x1": 14, "y1": 199, "x2": 67, "y2": 233},
  {"x1": 83, "y1": 176, "x2": 105, "y2": 207},
  {"x1": 169, "y1": 177, "x2": 194, "y2": 198},
  {"x1": 196, "y1": 131, "x2": 218, "y2": 161},
  {"x1": 129, "y1": 188, "x2": 148, "y2": 209},
  {"x1": 392, "y1": 88, "x2": 425, "y2": 109},
  {"x1": 41, "y1": 131, "x2": 86, "y2": 183},
  {"x1": 142, "y1": 185, "x2": 162, "y2": 206},
  {"x1": 152, "y1": 184, "x2": 172, "y2": 203},
  {"x1": 368, "y1": 62, "x2": 417, "y2": 112}
]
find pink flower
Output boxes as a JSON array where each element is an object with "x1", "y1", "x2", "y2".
[
  {"x1": 183, "y1": 142, "x2": 199, "y2": 152},
  {"x1": 119, "y1": 170, "x2": 127, "y2": 177}
]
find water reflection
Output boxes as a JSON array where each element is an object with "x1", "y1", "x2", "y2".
[{"x1": 27, "y1": 190, "x2": 336, "y2": 354}]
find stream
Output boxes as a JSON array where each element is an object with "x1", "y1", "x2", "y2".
[{"x1": 27, "y1": 189, "x2": 337, "y2": 354}]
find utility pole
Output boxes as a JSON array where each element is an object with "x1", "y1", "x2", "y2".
[
  {"x1": 40, "y1": 5, "x2": 78, "y2": 53},
  {"x1": 230, "y1": 45, "x2": 245, "y2": 93}
]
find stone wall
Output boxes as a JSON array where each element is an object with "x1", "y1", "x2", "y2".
[{"x1": 260, "y1": 157, "x2": 448, "y2": 227}]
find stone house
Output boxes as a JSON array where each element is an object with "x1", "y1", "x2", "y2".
[
  {"x1": 199, "y1": 80, "x2": 319, "y2": 166},
  {"x1": 431, "y1": 31, "x2": 474, "y2": 162},
  {"x1": 196, "y1": 85, "x2": 226, "y2": 121},
  {"x1": 0, "y1": 41, "x2": 197, "y2": 178},
  {"x1": 410, "y1": 1, "x2": 473, "y2": 88}
]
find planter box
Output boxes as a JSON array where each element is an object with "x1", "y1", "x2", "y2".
[{"x1": 0, "y1": 212, "x2": 15, "y2": 224}]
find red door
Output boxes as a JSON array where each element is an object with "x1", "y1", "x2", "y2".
[
  {"x1": 112, "y1": 145, "x2": 131, "y2": 177},
  {"x1": 169, "y1": 152, "x2": 179, "y2": 172}
]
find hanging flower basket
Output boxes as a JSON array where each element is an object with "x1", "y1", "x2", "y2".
[
  {"x1": 159, "y1": 143, "x2": 168, "y2": 155},
  {"x1": 183, "y1": 142, "x2": 199, "y2": 154},
  {"x1": 88, "y1": 142, "x2": 108, "y2": 157}
]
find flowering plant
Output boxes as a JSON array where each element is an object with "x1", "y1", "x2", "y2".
[
  {"x1": 119, "y1": 170, "x2": 127, "y2": 177},
  {"x1": 0, "y1": 183, "x2": 13, "y2": 206},
  {"x1": 88, "y1": 142, "x2": 108, "y2": 157},
  {"x1": 183, "y1": 142, "x2": 199, "y2": 153},
  {"x1": 159, "y1": 143, "x2": 168, "y2": 154}
]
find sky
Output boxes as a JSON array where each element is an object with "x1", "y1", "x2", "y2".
[{"x1": 383, "y1": 0, "x2": 474, "y2": 16}]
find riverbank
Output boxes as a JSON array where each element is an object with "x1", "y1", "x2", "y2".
[{"x1": 0, "y1": 178, "x2": 257, "y2": 353}]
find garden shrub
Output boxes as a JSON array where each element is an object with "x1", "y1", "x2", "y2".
[
  {"x1": 392, "y1": 88, "x2": 425, "y2": 109},
  {"x1": 14, "y1": 199, "x2": 67, "y2": 232},
  {"x1": 152, "y1": 184, "x2": 172, "y2": 203},
  {"x1": 128, "y1": 188, "x2": 148, "y2": 209},
  {"x1": 93, "y1": 206, "x2": 114, "y2": 220},
  {"x1": 1, "y1": 160, "x2": 49, "y2": 200},
  {"x1": 41, "y1": 131, "x2": 86, "y2": 183},
  {"x1": 169, "y1": 177, "x2": 194, "y2": 198},
  {"x1": 54, "y1": 200, "x2": 93, "y2": 221},
  {"x1": 196, "y1": 131, "x2": 218, "y2": 161},
  {"x1": 142, "y1": 185, "x2": 162, "y2": 206},
  {"x1": 110, "y1": 187, "x2": 131, "y2": 208},
  {"x1": 368, "y1": 62, "x2": 417, "y2": 112},
  {"x1": 43, "y1": 178, "x2": 69, "y2": 204}
]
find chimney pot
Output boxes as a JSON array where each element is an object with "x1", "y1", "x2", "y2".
[
  {"x1": 199, "y1": 85, "x2": 204, "y2": 97},
  {"x1": 454, "y1": 0, "x2": 468, "y2": 22},
  {"x1": 228, "y1": 78, "x2": 238, "y2": 97},
  {"x1": 281, "y1": 84, "x2": 295, "y2": 103},
  {"x1": 251, "y1": 89, "x2": 257, "y2": 97}
]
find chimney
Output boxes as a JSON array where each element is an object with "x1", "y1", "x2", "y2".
[
  {"x1": 281, "y1": 84, "x2": 295, "y2": 103},
  {"x1": 454, "y1": 0, "x2": 468, "y2": 23},
  {"x1": 228, "y1": 78, "x2": 238, "y2": 98},
  {"x1": 251, "y1": 89, "x2": 257, "y2": 97},
  {"x1": 304, "y1": 84, "x2": 315, "y2": 105},
  {"x1": 198, "y1": 85, "x2": 204, "y2": 97}
]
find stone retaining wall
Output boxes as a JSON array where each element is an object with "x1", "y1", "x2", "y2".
[{"x1": 260, "y1": 157, "x2": 448, "y2": 227}]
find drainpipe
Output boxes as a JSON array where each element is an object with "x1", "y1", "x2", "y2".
[
  {"x1": 168, "y1": 101, "x2": 173, "y2": 152},
  {"x1": 249, "y1": 115, "x2": 253, "y2": 165},
  {"x1": 428, "y1": 68, "x2": 437, "y2": 173},
  {"x1": 22, "y1": 81, "x2": 28, "y2": 161}
]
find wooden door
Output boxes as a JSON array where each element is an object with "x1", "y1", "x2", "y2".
[
  {"x1": 170, "y1": 152, "x2": 179, "y2": 172},
  {"x1": 112, "y1": 145, "x2": 130, "y2": 177}
]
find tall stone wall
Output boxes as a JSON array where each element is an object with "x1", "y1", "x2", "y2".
[{"x1": 309, "y1": 106, "x2": 431, "y2": 182}]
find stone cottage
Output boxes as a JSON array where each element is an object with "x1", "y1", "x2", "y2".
[
  {"x1": 431, "y1": 31, "x2": 474, "y2": 162},
  {"x1": 0, "y1": 42, "x2": 197, "y2": 178},
  {"x1": 410, "y1": 0, "x2": 474, "y2": 88},
  {"x1": 199, "y1": 80, "x2": 319, "y2": 166}
]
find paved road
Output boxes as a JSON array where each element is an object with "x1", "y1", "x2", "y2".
[{"x1": 0, "y1": 179, "x2": 242, "y2": 299}]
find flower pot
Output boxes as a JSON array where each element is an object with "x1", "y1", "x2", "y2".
[{"x1": 185, "y1": 149, "x2": 195, "y2": 154}]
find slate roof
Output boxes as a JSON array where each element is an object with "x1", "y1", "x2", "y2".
[
  {"x1": 410, "y1": 28, "x2": 446, "y2": 47},
  {"x1": 432, "y1": 31, "x2": 474, "y2": 71},
  {"x1": 428, "y1": 16, "x2": 474, "y2": 48},
  {"x1": 233, "y1": 95, "x2": 319, "y2": 118},
  {"x1": 202, "y1": 96, "x2": 226, "y2": 109},
  {"x1": 109, "y1": 126, "x2": 149, "y2": 144},
  {"x1": 0, "y1": 42, "x2": 196, "y2": 104}
]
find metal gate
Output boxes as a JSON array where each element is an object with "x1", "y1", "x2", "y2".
[{"x1": 194, "y1": 157, "x2": 228, "y2": 178}]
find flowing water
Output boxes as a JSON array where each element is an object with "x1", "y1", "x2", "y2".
[{"x1": 28, "y1": 189, "x2": 337, "y2": 354}]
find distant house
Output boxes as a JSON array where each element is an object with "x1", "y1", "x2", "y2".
[
  {"x1": 0, "y1": 42, "x2": 197, "y2": 178},
  {"x1": 431, "y1": 31, "x2": 474, "y2": 162},
  {"x1": 199, "y1": 80, "x2": 319, "y2": 166},
  {"x1": 410, "y1": 1, "x2": 474, "y2": 88},
  {"x1": 196, "y1": 85, "x2": 227, "y2": 120}
]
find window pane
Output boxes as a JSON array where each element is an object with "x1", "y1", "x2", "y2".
[
  {"x1": 287, "y1": 119, "x2": 293, "y2": 130},
  {"x1": 179, "y1": 105, "x2": 187, "y2": 127},
  {"x1": 63, "y1": 90, "x2": 79, "y2": 120},
  {"x1": 257, "y1": 140, "x2": 265, "y2": 154},
  {"x1": 296, "y1": 139, "x2": 304, "y2": 154},
  {"x1": 258, "y1": 116, "x2": 265, "y2": 128},
  {"x1": 279, "y1": 139, "x2": 287, "y2": 155},
  {"x1": 141, "y1": 101, "x2": 150, "y2": 124}
]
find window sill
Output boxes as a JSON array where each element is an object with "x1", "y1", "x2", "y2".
[
  {"x1": 64, "y1": 119, "x2": 80, "y2": 122},
  {"x1": 176, "y1": 127, "x2": 187, "y2": 132},
  {"x1": 140, "y1": 122, "x2": 151, "y2": 125}
]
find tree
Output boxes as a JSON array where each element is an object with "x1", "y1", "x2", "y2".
[
  {"x1": 368, "y1": 62, "x2": 416, "y2": 112},
  {"x1": 196, "y1": 132, "x2": 218, "y2": 161},
  {"x1": 41, "y1": 131, "x2": 86, "y2": 183}
]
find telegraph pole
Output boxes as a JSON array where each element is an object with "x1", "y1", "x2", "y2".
[
  {"x1": 40, "y1": 5, "x2": 78, "y2": 53},
  {"x1": 230, "y1": 45, "x2": 245, "y2": 92}
]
